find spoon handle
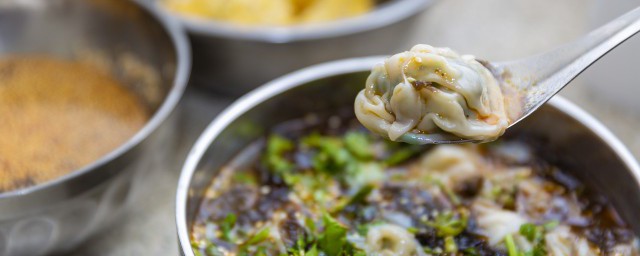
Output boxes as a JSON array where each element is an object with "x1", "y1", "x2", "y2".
[{"x1": 499, "y1": 6, "x2": 640, "y2": 114}]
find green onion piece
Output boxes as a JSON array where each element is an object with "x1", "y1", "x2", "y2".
[
  {"x1": 423, "y1": 247, "x2": 435, "y2": 254},
  {"x1": 444, "y1": 236, "x2": 458, "y2": 253},
  {"x1": 406, "y1": 227, "x2": 419, "y2": 234},
  {"x1": 436, "y1": 181, "x2": 461, "y2": 206},
  {"x1": 504, "y1": 234, "x2": 519, "y2": 256},
  {"x1": 245, "y1": 227, "x2": 271, "y2": 245}
]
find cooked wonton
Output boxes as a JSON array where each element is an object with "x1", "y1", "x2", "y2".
[{"x1": 355, "y1": 44, "x2": 509, "y2": 142}]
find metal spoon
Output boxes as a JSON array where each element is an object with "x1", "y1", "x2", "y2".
[{"x1": 401, "y1": 6, "x2": 640, "y2": 145}]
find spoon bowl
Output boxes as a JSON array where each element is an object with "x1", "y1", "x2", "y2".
[{"x1": 401, "y1": 6, "x2": 640, "y2": 145}]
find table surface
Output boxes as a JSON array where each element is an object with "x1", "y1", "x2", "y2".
[{"x1": 71, "y1": 0, "x2": 640, "y2": 254}]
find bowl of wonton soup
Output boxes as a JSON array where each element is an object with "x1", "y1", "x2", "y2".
[{"x1": 177, "y1": 57, "x2": 640, "y2": 256}]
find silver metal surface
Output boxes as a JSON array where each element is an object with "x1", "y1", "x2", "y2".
[
  {"x1": 494, "y1": 6, "x2": 640, "y2": 127},
  {"x1": 0, "y1": 0, "x2": 190, "y2": 255},
  {"x1": 404, "y1": 6, "x2": 640, "y2": 145},
  {"x1": 176, "y1": 57, "x2": 640, "y2": 256},
  {"x1": 154, "y1": 0, "x2": 432, "y2": 95}
]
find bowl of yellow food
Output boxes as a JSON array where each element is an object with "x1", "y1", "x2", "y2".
[
  {"x1": 177, "y1": 57, "x2": 640, "y2": 255},
  {"x1": 0, "y1": 0, "x2": 189, "y2": 255},
  {"x1": 158, "y1": 0, "x2": 432, "y2": 95}
]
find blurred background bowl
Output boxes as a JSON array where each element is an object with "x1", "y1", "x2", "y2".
[
  {"x1": 0, "y1": 0, "x2": 189, "y2": 255},
  {"x1": 176, "y1": 57, "x2": 640, "y2": 256},
  {"x1": 156, "y1": 0, "x2": 432, "y2": 95}
]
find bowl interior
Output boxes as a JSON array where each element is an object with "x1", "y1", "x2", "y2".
[
  {"x1": 0, "y1": 0, "x2": 178, "y2": 111},
  {"x1": 0, "y1": 0, "x2": 186, "y2": 197},
  {"x1": 180, "y1": 66, "x2": 640, "y2": 254}
]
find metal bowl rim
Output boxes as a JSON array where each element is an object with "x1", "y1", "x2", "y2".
[
  {"x1": 0, "y1": 0, "x2": 191, "y2": 199},
  {"x1": 175, "y1": 57, "x2": 640, "y2": 256},
  {"x1": 158, "y1": 0, "x2": 432, "y2": 43}
]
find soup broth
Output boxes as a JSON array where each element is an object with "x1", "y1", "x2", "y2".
[{"x1": 191, "y1": 115, "x2": 638, "y2": 256}]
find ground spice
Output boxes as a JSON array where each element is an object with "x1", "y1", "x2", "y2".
[{"x1": 0, "y1": 56, "x2": 149, "y2": 192}]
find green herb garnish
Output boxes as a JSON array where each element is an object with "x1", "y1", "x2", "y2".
[
  {"x1": 504, "y1": 234, "x2": 519, "y2": 256},
  {"x1": 463, "y1": 247, "x2": 480, "y2": 256},
  {"x1": 318, "y1": 213, "x2": 348, "y2": 256},
  {"x1": 384, "y1": 147, "x2": 420, "y2": 166},
  {"x1": 331, "y1": 184, "x2": 374, "y2": 213},
  {"x1": 444, "y1": 236, "x2": 458, "y2": 253},
  {"x1": 245, "y1": 227, "x2": 270, "y2": 245},
  {"x1": 424, "y1": 209, "x2": 469, "y2": 237},
  {"x1": 265, "y1": 135, "x2": 295, "y2": 175},
  {"x1": 344, "y1": 132, "x2": 374, "y2": 159},
  {"x1": 518, "y1": 223, "x2": 549, "y2": 256},
  {"x1": 519, "y1": 223, "x2": 540, "y2": 242},
  {"x1": 220, "y1": 213, "x2": 237, "y2": 241}
]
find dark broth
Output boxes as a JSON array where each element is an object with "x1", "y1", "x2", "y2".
[{"x1": 191, "y1": 115, "x2": 637, "y2": 256}]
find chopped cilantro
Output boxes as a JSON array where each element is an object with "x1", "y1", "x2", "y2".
[
  {"x1": 245, "y1": 227, "x2": 270, "y2": 245},
  {"x1": 424, "y1": 209, "x2": 469, "y2": 237},
  {"x1": 331, "y1": 184, "x2": 374, "y2": 213},
  {"x1": 519, "y1": 223, "x2": 541, "y2": 242},
  {"x1": 305, "y1": 135, "x2": 351, "y2": 175},
  {"x1": 306, "y1": 245, "x2": 319, "y2": 256},
  {"x1": 384, "y1": 147, "x2": 420, "y2": 166},
  {"x1": 220, "y1": 213, "x2": 237, "y2": 241},
  {"x1": 518, "y1": 223, "x2": 548, "y2": 256},
  {"x1": 318, "y1": 213, "x2": 348, "y2": 256},
  {"x1": 462, "y1": 247, "x2": 480, "y2": 256},
  {"x1": 265, "y1": 135, "x2": 295, "y2": 175},
  {"x1": 344, "y1": 132, "x2": 374, "y2": 159},
  {"x1": 304, "y1": 217, "x2": 317, "y2": 234}
]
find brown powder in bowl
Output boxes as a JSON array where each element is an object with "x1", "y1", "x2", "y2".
[{"x1": 0, "y1": 56, "x2": 150, "y2": 192}]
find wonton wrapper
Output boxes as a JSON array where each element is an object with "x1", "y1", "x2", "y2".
[{"x1": 355, "y1": 44, "x2": 509, "y2": 141}]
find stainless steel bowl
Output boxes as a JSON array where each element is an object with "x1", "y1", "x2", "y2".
[
  {"x1": 176, "y1": 57, "x2": 640, "y2": 255},
  {"x1": 0, "y1": 0, "x2": 190, "y2": 255},
  {"x1": 156, "y1": 0, "x2": 432, "y2": 95}
]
